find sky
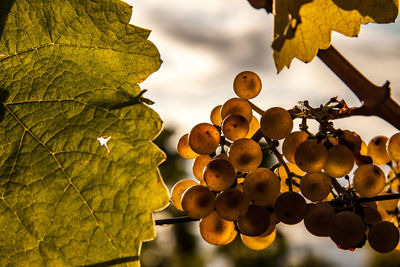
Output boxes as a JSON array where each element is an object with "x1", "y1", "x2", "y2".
[{"x1": 125, "y1": 1, "x2": 400, "y2": 266}]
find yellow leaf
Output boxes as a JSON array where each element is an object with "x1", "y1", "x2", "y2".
[{"x1": 272, "y1": 0, "x2": 399, "y2": 72}]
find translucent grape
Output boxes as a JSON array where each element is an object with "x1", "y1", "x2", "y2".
[
  {"x1": 304, "y1": 203, "x2": 335, "y2": 237},
  {"x1": 241, "y1": 229, "x2": 276, "y2": 250},
  {"x1": 177, "y1": 133, "x2": 198, "y2": 159},
  {"x1": 210, "y1": 105, "x2": 223, "y2": 126},
  {"x1": 300, "y1": 172, "x2": 332, "y2": 202},
  {"x1": 237, "y1": 205, "x2": 270, "y2": 236},
  {"x1": 361, "y1": 206, "x2": 381, "y2": 226},
  {"x1": 188, "y1": 123, "x2": 220, "y2": 155},
  {"x1": 368, "y1": 221, "x2": 399, "y2": 253},
  {"x1": 260, "y1": 107, "x2": 293, "y2": 140},
  {"x1": 367, "y1": 136, "x2": 391, "y2": 165},
  {"x1": 203, "y1": 158, "x2": 236, "y2": 191},
  {"x1": 228, "y1": 138, "x2": 262, "y2": 172},
  {"x1": 192, "y1": 155, "x2": 212, "y2": 182},
  {"x1": 338, "y1": 130, "x2": 362, "y2": 155},
  {"x1": 170, "y1": 179, "x2": 198, "y2": 211},
  {"x1": 221, "y1": 114, "x2": 249, "y2": 141},
  {"x1": 324, "y1": 144, "x2": 354, "y2": 178},
  {"x1": 294, "y1": 140, "x2": 328, "y2": 173},
  {"x1": 243, "y1": 168, "x2": 280, "y2": 206},
  {"x1": 221, "y1": 97, "x2": 253, "y2": 123},
  {"x1": 353, "y1": 164, "x2": 385, "y2": 197},
  {"x1": 233, "y1": 71, "x2": 262, "y2": 99},
  {"x1": 282, "y1": 131, "x2": 308, "y2": 163},
  {"x1": 199, "y1": 211, "x2": 237, "y2": 245},
  {"x1": 275, "y1": 162, "x2": 303, "y2": 193},
  {"x1": 274, "y1": 192, "x2": 307, "y2": 225},
  {"x1": 329, "y1": 211, "x2": 365, "y2": 249},
  {"x1": 245, "y1": 115, "x2": 260, "y2": 138},
  {"x1": 388, "y1": 132, "x2": 400, "y2": 162},
  {"x1": 181, "y1": 185, "x2": 215, "y2": 219},
  {"x1": 215, "y1": 188, "x2": 250, "y2": 221}
]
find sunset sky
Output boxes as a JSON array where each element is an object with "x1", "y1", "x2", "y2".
[{"x1": 127, "y1": 1, "x2": 400, "y2": 266}]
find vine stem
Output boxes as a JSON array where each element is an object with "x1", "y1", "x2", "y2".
[
  {"x1": 155, "y1": 194, "x2": 400, "y2": 225},
  {"x1": 317, "y1": 46, "x2": 400, "y2": 130}
]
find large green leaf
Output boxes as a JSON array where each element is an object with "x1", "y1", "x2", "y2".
[
  {"x1": 272, "y1": 0, "x2": 399, "y2": 72},
  {"x1": 0, "y1": 0, "x2": 168, "y2": 266}
]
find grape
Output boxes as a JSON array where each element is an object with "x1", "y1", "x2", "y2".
[
  {"x1": 181, "y1": 185, "x2": 215, "y2": 219},
  {"x1": 360, "y1": 140, "x2": 368, "y2": 156},
  {"x1": 260, "y1": 107, "x2": 293, "y2": 140},
  {"x1": 233, "y1": 71, "x2": 262, "y2": 99},
  {"x1": 368, "y1": 221, "x2": 399, "y2": 253},
  {"x1": 245, "y1": 115, "x2": 260, "y2": 138},
  {"x1": 228, "y1": 138, "x2": 262, "y2": 172},
  {"x1": 214, "y1": 153, "x2": 229, "y2": 161},
  {"x1": 210, "y1": 105, "x2": 223, "y2": 126},
  {"x1": 294, "y1": 139, "x2": 328, "y2": 173},
  {"x1": 221, "y1": 97, "x2": 253, "y2": 123},
  {"x1": 338, "y1": 130, "x2": 362, "y2": 155},
  {"x1": 324, "y1": 144, "x2": 354, "y2": 178},
  {"x1": 329, "y1": 211, "x2": 365, "y2": 249},
  {"x1": 177, "y1": 133, "x2": 198, "y2": 159},
  {"x1": 188, "y1": 123, "x2": 220, "y2": 155},
  {"x1": 260, "y1": 214, "x2": 277, "y2": 237},
  {"x1": 300, "y1": 172, "x2": 332, "y2": 202},
  {"x1": 274, "y1": 192, "x2": 307, "y2": 225},
  {"x1": 170, "y1": 179, "x2": 198, "y2": 211},
  {"x1": 367, "y1": 136, "x2": 391, "y2": 165},
  {"x1": 275, "y1": 162, "x2": 304, "y2": 193},
  {"x1": 203, "y1": 158, "x2": 236, "y2": 191},
  {"x1": 243, "y1": 168, "x2": 280, "y2": 206},
  {"x1": 192, "y1": 155, "x2": 212, "y2": 182},
  {"x1": 247, "y1": 0, "x2": 268, "y2": 9},
  {"x1": 282, "y1": 131, "x2": 308, "y2": 163},
  {"x1": 221, "y1": 114, "x2": 249, "y2": 141},
  {"x1": 215, "y1": 188, "x2": 249, "y2": 221},
  {"x1": 388, "y1": 132, "x2": 400, "y2": 162},
  {"x1": 304, "y1": 203, "x2": 335, "y2": 237},
  {"x1": 199, "y1": 211, "x2": 237, "y2": 245},
  {"x1": 353, "y1": 164, "x2": 385, "y2": 197},
  {"x1": 241, "y1": 229, "x2": 276, "y2": 250},
  {"x1": 361, "y1": 206, "x2": 381, "y2": 226},
  {"x1": 237, "y1": 205, "x2": 270, "y2": 236}
]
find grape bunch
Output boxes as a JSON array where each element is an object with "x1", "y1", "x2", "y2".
[{"x1": 170, "y1": 70, "x2": 400, "y2": 252}]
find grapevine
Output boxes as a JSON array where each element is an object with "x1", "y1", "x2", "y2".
[{"x1": 161, "y1": 70, "x2": 400, "y2": 253}]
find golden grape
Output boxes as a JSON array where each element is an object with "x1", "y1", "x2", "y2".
[
  {"x1": 260, "y1": 107, "x2": 293, "y2": 140},
  {"x1": 329, "y1": 211, "x2": 365, "y2": 249},
  {"x1": 210, "y1": 105, "x2": 223, "y2": 126},
  {"x1": 181, "y1": 185, "x2": 215, "y2": 219},
  {"x1": 170, "y1": 179, "x2": 198, "y2": 211},
  {"x1": 324, "y1": 144, "x2": 354, "y2": 178},
  {"x1": 237, "y1": 205, "x2": 270, "y2": 236},
  {"x1": 294, "y1": 140, "x2": 328, "y2": 173},
  {"x1": 245, "y1": 115, "x2": 260, "y2": 138},
  {"x1": 304, "y1": 203, "x2": 335, "y2": 237},
  {"x1": 282, "y1": 131, "x2": 308, "y2": 163},
  {"x1": 221, "y1": 114, "x2": 249, "y2": 141},
  {"x1": 388, "y1": 132, "x2": 400, "y2": 162},
  {"x1": 228, "y1": 138, "x2": 262, "y2": 172},
  {"x1": 203, "y1": 158, "x2": 236, "y2": 191},
  {"x1": 215, "y1": 188, "x2": 250, "y2": 221},
  {"x1": 367, "y1": 136, "x2": 391, "y2": 165},
  {"x1": 177, "y1": 133, "x2": 198, "y2": 159},
  {"x1": 233, "y1": 71, "x2": 262, "y2": 100},
  {"x1": 300, "y1": 172, "x2": 332, "y2": 202},
  {"x1": 274, "y1": 192, "x2": 307, "y2": 225},
  {"x1": 241, "y1": 230, "x2": 276, "y2": 250},
  {"x1": 188, "y1": 123, "x2": 220, "y2": 155},
  {"x1": 221, "y1": 97, "x2": 253, "y2": 123},
  {"x1": 199, "y1": 211, "x2": 237, "y2": 245},
  {"x1": 368, "y1": 221, "x2": 399, "y2": 253},
  {"x1": 353, "y1": 164, "x2": 385, "y2": 197},
  {"x1": 243, "y1": 168, "x2": 280, "y2": 206},
  {"x1": 192, "y1": 155, "x2": 212, "y2": 182}
]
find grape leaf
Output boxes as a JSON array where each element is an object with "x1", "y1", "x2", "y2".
[
  {"x1": 0, "y1": 0, "x2": 168, "y2": 266},
  {"x1": 272, "y1": 0, "x2": 399, "y2": 72}
]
